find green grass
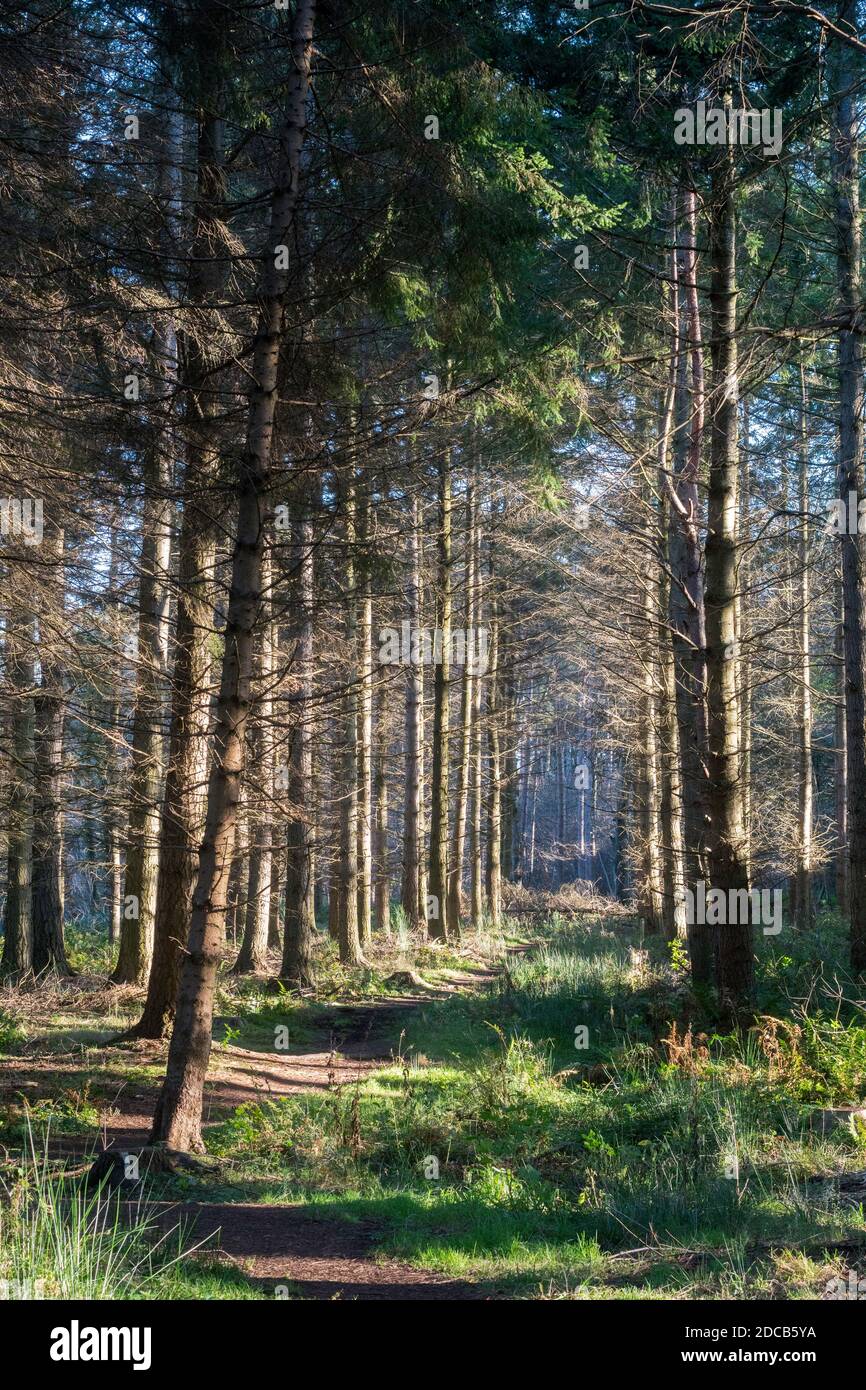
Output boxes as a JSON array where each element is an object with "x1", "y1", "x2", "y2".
[
  {"x1": 202, "y1": 912, "x2": 866, "y2": 1297},
  {"x1": 0, "y1": 1124, "x2": 254, "y2": 1300},
  {"x1": 5, "y1": 910, "x2": 866, "y2": 1299}
]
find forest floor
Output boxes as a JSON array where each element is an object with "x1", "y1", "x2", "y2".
[{"x1": 2, "y1": 894, "x2": 866, "y2": 1300}]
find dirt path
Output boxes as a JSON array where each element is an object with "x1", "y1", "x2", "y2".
[
  {"x1": 4, "y1": 983, "x2": 498, "y2": 1299},
  {"x1": 134, "y1": 1200, "x2": 484, "y2": 1301},
  {"x1": 4, "y1": 998, "x2": 423, "y2": 1155}
]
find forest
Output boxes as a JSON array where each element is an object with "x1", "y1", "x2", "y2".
[{"x1": 2, "y1": 0, "x2": 866, "y2": 1314}]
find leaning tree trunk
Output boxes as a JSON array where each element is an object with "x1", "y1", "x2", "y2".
[{"x1": 150, "y1": 0, "x2": 316, "y2": 1151}]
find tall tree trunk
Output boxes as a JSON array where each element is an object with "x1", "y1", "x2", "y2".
[
  {"x1": 339, "y1": 470, "x2": 364, "y2": 966},
  {"x1": 738, "y1": 397, "x2": 752, "y2": 879},
  {"x1": 638, "y1": 462, "x2": 663, "y2": 933},
  {"x1": 104, "y1": 525, "x2": 124, "y2": 949},
  {"x1": 428, "y1": 448, "x2": 452, "y2": 940},
  {"x1": 129, "y1": 95, "x2": 225, "y2": 1039},
  {"x1": 233, "y1": 549, "x2": 275, "y2": 974},
  {"x1": 470, "y1": 485, "x2": 484, "y2": 925},
  {"x1": 150, "y1": 0, "x2": 316, "y2": 1150},
  {"x1": 267, "y1": 616, "x2": 283, "y2": 952},
  {"x1": 556, "y1": 733, "x2": 566, "y2": 886},
  {"x1": 526, "y1": 761, "x2": 539, "y2": 889},
  {"x1": 655, "y1": 259, "x2": 687, "y2": 943},
  {"x1": 659, "y1": 613, "x2": 687, "y2": 941},
  {"x1": 32, "y1": 522, "x2": 69, "y2": 976},
  {"x1": 111, "y1": 441, "x2": 172, "y2": 984},
  {"x1": 448, "y1": 467, "x2": 476, "y2": 930},
  {"x1": 357, "y1": 472, "x2": 373, "y2": 947},
  {"x1": 668, "y1": 190, "x2": 712, "y2": 984},
  {"x1": 374, "y1": 681, "x2": 391, "y2": 938},
  {"x1": 1, "y1": 612, "x2": 35, "y2": 980},
  {"x1": 111, "y1": 96, "x2": 180, "y2": 986},
  {"x1": 835, "y1": 558, "x2": 849, "y2": 916},
  {"x1": 705, "y1": 130, "x2": 752, "y2": 1010},
  {"x1": 833, "y1": 0, "x2": 866, "y2": 974},
  {"x1": 794, "y1": 365, "x2": 815, "y2": 931},
  {"x1": 485, "y1": 552, "x2": 502, "y2": 923},
  {"x1": 281, "y1": 497, "x2": 316, "y2": 987},
  {"x1": 501, "y1": 651, "x2": 518, "y2": 883},
  {"x1": 400, "y1": 492, "x2": 425, "y2": 929}
]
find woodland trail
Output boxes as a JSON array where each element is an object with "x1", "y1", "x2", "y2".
[
  {"x1": 140, "y1": 983, "x2": 489, "y2": 1298},
  {"x1": 6, "y1": 963, "x2": 510, "y2": 1299},
  {"x1": 124, "y1": 1200, "x2": 485, "y2": 1300}
]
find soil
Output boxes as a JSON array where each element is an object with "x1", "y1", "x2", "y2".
[{"x1": 2, "y1": 982, "x2": 496, "y2": 1300}]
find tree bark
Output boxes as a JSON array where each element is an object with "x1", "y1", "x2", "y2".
[
  {"x1": 129, "y1": 96, "x2": 225, "y2": 1038},
  {"x1": 833, "y1": 0, "x2": 866, "y2": 974},
  {"x1": 111, "y1": 94, "x2": 180, "y2": 986},
  {"x1": 281, "y1": 497, "x2": 316, "y2": 987},
  {"x1": 339, "y1": 469, "x2": 364, "y2": 966},
  {"x1": 400, "y1": 492, "x2": 426, "y2": 929},
  {"x1": 428, "y1": 447, "x2": 452, "y2": 939},
  {"x1": 794, "y1": 365, "x2": 815, "y2": 931},
  {"x1": 448, "y1": 466, "x2": 476, "y2": 930},
  {"x1": 485, "y1": 549, "x2": 502, "y2": 923},
  {"x1": 357, "y1": 471, "x2": 373, "y2": 947},
  {"x1": 470, "y1": 482, "x2": 484, "y2": 925},
  {"x1": 705, "y1": 132, "x2": 753, "y2": 1010},
  {"x1": 150, "y1": 0, "x2": 316, "y2": 1150},
  {"x1": 835, "y1": 558, "x2": 849, "y2": 916},
  {"x1": 1, "y1": 611, "x2": 35, "y2": 980},
  {"x1": 374, "y1": 682, "x2": 391, "y2": 937},
  {"x1": 111, "y1": 437, "x2": 172, "y2": 984},
  {"x1": 668, "y1": 190, "x2": 712, "y2": 984},
  {"x1": 32, "y1": 522, "x2": 69, "y2": 977},
  {"x1": 233, "y1": 549, "x2": 275, "y2": 974}
]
